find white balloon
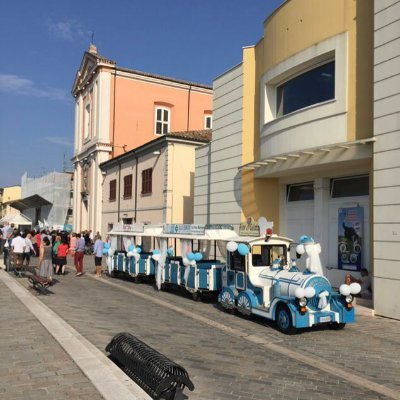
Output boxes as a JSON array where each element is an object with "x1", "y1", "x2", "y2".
[
  {"x1": 127, "y1": 251, "x2": 133, "y2": 257},
  {"x1": 349, "y1": 282, "x2": 361, "y2": 295},
  {"x1": 108, "y1": 248, "x2": 115, "y2": 256},
  {"x1": 296, "y1": 244, "x2": 305, "y2": 255},
  {"x1": 182, "y1": 257, "x2": 189, "y2": 266},
  {"x1": 132, "y1": 248, "x2": 138, "y2": 254},
  {"x1": 304, "y1": 287, "x2": 316, "y2": 298},
  {"x1": 258, "y1": 217, "x2": 268, "y2": 234},
  {"x1": 227, "y1": 241, "x2": 238, "y2": 252},
  {"x1": 190, "y1": 259, "x2": 196, "y2": 266},
  {"x1": 295, "y1": 287, "x2": 305, "y2": 298},
  {"x1": 152, "y1": 254, "x2": 161, "y2": 261},
  {"x1": 339, "y1": 284, "x2": 351, "y2": 296},
  {"x1": 134, "y1": 253, "x2": 140, "y2": 261}
]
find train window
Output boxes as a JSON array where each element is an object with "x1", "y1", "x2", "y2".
[
  {"x1": 230, "y1": 251, "x2": 246, "y2": 272},
  {"x1": 252, "y1": 245, "x2": 287, "y2": 267}
]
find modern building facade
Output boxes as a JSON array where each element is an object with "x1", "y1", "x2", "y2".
[
  {"x1": 373, "y1": 0, "x2": 400, "y2": 319},
  {"x1": 71, "y1": 44, "x2": 213, "y2": 234},
  {"x1": 9, "y1": 172, "x2": 73, "y2": 228},
  {"x1": 194, "y1": 64, "x2": 243, "y2": 230},
  {"x1": 100, "y1": 130, "x2": 211, "y2": 235},
  {"x1": 195, "y1": 0, "x2": 374, "y2": 290},
  {"x1": 0, "y1": 185, "x2": 21, "y2": 219}
]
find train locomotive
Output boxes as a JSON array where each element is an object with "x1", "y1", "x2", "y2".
[{"x1": 107, "y1": 223, "x2": 361, "y2": 334}]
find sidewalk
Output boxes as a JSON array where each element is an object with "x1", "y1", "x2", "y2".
[
  {"x1": 0, "y1": 255, "x2": 151, "y2": 400},
  {"x1": 0, "y1": 276, "x2": 103, "y2": 400}
]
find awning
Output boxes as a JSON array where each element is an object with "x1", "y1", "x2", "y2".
[
  {"x1": 239, "y1": 138, "x2": 376, "y2": 171},
  {"x1": 6, "y1": 194, "x2": 51, "y2": 211},
  {"x1": 0, "y1": 213, "x2": 32, "y2": 226}
]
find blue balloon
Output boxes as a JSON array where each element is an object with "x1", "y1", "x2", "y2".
[
  {"x1": 153, "y1": 249, "x2": 161, "y2": 255},
  {"x1": 237, "y1": 243, "x2": 249, "y2": 256},
  {"x1": 194, "y1": 252, "x2": 203, "y2": 261},
  {"x1": 167, "y1": 247, "x2": 174, "y2": 256},
  {"x1": 104, "y1": 243, "x2": 110, "y2": 249},
  {"x1": 128, "y1": 244, "x2": 134, "y2": 252},
  {"x1": 136, "y1": 247, "x2": 142, "y2": 254},
  {"x1": 187, "y1": 252, "x2": 195, "y2": 261},
  {"x1": 102, "y1": 249, "x2": 108, "y2": 255}
]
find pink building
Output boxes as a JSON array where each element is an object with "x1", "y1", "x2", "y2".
[{"x1": 71, "y1": 44, "x2": 213, "y2": 233}]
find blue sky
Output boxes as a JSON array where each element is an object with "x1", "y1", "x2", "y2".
[{"x1": 0, "y1": 0, "x2": 283, "y2": 187}]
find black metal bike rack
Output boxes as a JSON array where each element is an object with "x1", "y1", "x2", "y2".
[{"x1": 106, "y1": 332, "x2": 194, "y2": 400}]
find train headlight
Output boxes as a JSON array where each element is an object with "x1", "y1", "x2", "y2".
[
  {"x1": 299, "y1": 297, "x2": 308, "y2": 307},
  {"x1": 345, "y1": 295, "x2": 353, "y2": 304}
]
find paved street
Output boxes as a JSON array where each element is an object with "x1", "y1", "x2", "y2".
[{"x1": 1, "y1": 256, "x2": 400, "y2": 399}]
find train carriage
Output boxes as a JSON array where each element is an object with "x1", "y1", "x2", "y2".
[{"x1": 107, "y1": 222, "x2": 361, "y2": 334}]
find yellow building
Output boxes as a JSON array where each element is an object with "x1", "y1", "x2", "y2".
[
  {"x1": 100, "y1": 131, "x2": 211, "y2": 235},
  {"x1": 0, "y1": 186, "x2": 21, "y2": 219},
  {"x1": 239, "y1": 0, "x2": 374, "y2": 287}
]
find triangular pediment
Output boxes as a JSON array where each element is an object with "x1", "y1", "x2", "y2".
[{"x1": 72, "y1": 47, "x2": 116, "y2": 96}]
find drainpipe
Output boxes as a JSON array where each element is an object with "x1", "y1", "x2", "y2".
[
  {"x1": 186, "y1": 85, "x2": 192, "y2": 131},
  {"x1": 117, "y1": 162, "x2": 121, "y2": 222},
  {"x1": 112, "y1": 66, "x2": 117, "y2": 158},
  {"x1": 134, "y1": 156, "x2": 138, "y2": 223}
]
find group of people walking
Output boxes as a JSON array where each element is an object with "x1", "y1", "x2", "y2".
[{"x1": 0, "y1": 223, "x2": 105, "y2": 283}]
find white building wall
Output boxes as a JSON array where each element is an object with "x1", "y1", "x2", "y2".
[
  {"x1": 373, "y1": 0, "x2": 400, "y2": 320},
  {"x1": 194, "y1": 64, "x2": 243, "y2": 229}
]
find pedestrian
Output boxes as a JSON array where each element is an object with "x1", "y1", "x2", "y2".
[
  {"x1": 55, "y1": 239, "x2": 69, "y2": 275},
  {"x1": 69, "y1": 232, "x2": 77, "y2": 257},
  {"x1": 23, "y1": 232, "x2": 36, "y2": 267},
  {"x1": 52, "y1": 235, "x2": 61, "y2": 270},
  {"x1": 35, "y1": 230, "x2": 41, "y2": 256},
  {"x1": 31, "y1": 230, "x2": 38, "y2": 256},
  {"x1": 11, "y1": 231, "x2": 26, "y2": 273},
  {"x1": 39, "y1": 236, "x2": 53, "y2": 283},
  {"x1": 74, "y1": 233, "x2": 85, "y2": 276},
  {"x1": 93, "y1": 234, "x2": 104, "y2": 277}
]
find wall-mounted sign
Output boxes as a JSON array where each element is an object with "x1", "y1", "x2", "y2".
[
  {"x1": 205, "y1": 224, "x2": 234, "y2": 230},
  {"x1": 163, "y1": 224, "x2": 205, "y2": 235},
  {"x1": 239, "y1": 221, "x2": 260, "y2": 237},
  {"x1": 338, "y1": 206, "x2": 363, "y2": 271},
  {"x1": 111, "y1": 222, "x2": 144, "y2": 233}
]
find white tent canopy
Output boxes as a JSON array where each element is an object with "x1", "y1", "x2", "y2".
[{"x1": 0, "y1": 213, "x2": 32, "y2": 226}]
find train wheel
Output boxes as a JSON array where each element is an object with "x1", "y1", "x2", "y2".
[
  {"x1": 219, "y1": 289, "x2": 235, "y2": 312},
  {"x1": 330, "y1": 322, "x2": 346, "y2": 330},
  {"x1": 237, "y1": 293, "x2": 252, "y2": 316},
  {"x1": 192, "y1": 291, "x2": 202, "y2": 301},
  {"x1": 276, "y1": 304, "x2": 296, "y2": 335}
]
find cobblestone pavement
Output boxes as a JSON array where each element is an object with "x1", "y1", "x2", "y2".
[
  {"x1": 5, "y1": 255, "x2": 396, "y2": 400},
  {"x1": 0, "y1": 278, "x2": 103, "y2": 400}
]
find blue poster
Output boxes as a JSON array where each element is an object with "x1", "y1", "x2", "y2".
[{"x1": 338, "y1": 206, "x2": 363, "y2": 271}]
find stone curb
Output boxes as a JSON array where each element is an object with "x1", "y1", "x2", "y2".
[{"x1": 0, "y1": 270, "x2": 151, "y2": 400}]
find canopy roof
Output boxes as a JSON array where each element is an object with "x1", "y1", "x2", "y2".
[
  {"x1": 0, "y1": 213, "x2": 32, "y2": 226},
  {"x1": 5, "y1": 194, "x2": 51, "y2": 211}
]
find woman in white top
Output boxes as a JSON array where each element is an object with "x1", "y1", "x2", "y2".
[{"x1": 23, "y1": 232, "x2": 36, "y2": 267}]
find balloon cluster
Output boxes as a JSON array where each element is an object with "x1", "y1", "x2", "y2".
[
  {"x1": 339, "y1": 283, "x2": 361, "y2": 296},
  {"x1": 167, "y1": 247, "x2": 174, "y2": 257},
  {"x1": 183, "y1": 252, "x2": 203, "y2": 266},
  {"x1": 295, "y1": 286, "x2": 316, "y2": 299},
  {"x1": 126, "y1": 245, "x2": 142, "y2": 261},
  {"x1": 151, "y1": 249, "x2": 161, "y2": 261},
  {"x1": 227, "y1": 241, "x2": 249, "y2": 256}
]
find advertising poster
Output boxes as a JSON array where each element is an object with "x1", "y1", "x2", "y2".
[{"x1": 338, "y1": 206, "x2": 363, "y2": 271}]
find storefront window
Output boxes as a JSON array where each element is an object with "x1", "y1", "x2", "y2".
[
  {"x1": 331, "y1": 175, "x2": 369, "y2": 198},
  {"x1": 287, "y1": 183, "x2": 314, "y2": 202}
]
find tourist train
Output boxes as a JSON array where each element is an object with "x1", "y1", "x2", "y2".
[{"x1": 106, "y1": 222, "x2": 361, "y2": 334}]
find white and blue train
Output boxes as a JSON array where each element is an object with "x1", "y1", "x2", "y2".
[{"x1": 107, "y1": 223, "x2": 361, "y2": 334}]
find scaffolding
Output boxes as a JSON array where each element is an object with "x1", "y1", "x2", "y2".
[{"x1": 21, "y1": 172, "x2": 72, "y2": 228}]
